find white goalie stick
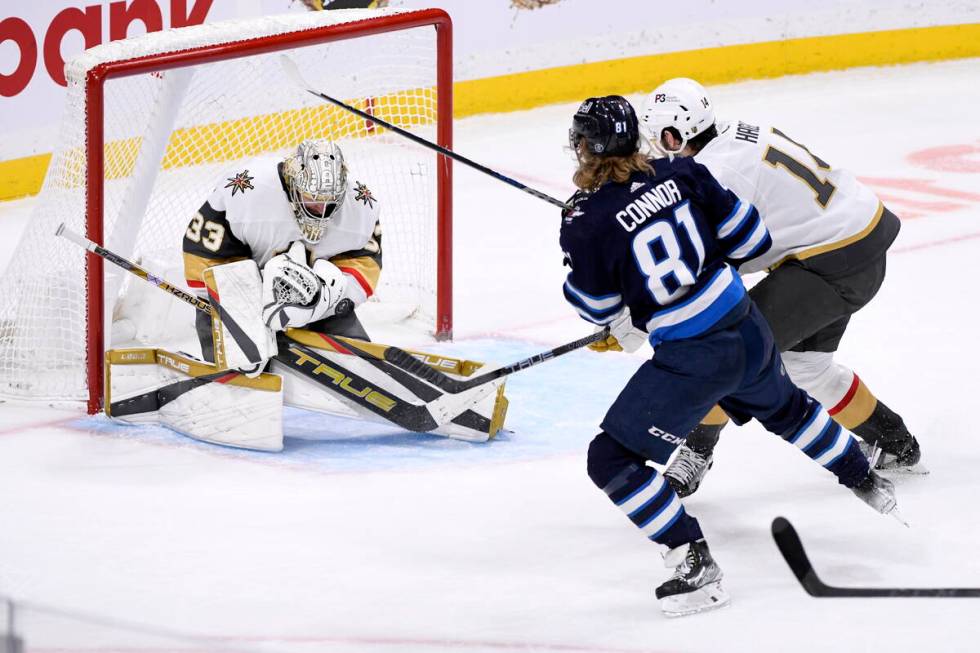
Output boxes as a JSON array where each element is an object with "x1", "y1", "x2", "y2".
[
  {"x1": 55, "y1": 223, "x2": 491, "y2": 432},
  {"x1": 279, "y1": 54, "x2": 573, "y2": 211},
  {"x1": 772, "y1": 517, "x2": 980, "y2": 598}
]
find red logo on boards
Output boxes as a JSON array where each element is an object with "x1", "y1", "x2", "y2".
[{"x1": 0, "y1": 1, "x2": 215, "y2": 97}]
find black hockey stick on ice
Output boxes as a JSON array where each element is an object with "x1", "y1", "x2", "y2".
[
  {"x1": 279, "y1": 54, "x2": 572, "y2": 211},
  {"x1": 55, "y1": 223, "x2": 493, "y2": 433},
  {"x1": 772, "y1": 517, "x2": 980, "y2": 598},
  {"x1": 374, "y1": 328, "x2": 610, "y2": 394}
]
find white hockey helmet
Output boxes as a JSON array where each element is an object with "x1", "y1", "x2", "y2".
[
  {"x1": 282, "y1": 139, "x2": 348, "y2": 244},
  {"x1": 639, "y1": 78, "x2": 715, "y2": 155}
]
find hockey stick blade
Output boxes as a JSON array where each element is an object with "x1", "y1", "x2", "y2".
[
  {"x1": 772, "y1": 517, "x2": 980, "y2": 598},
  {"x1": 380, "y1": 327, "x2": 612, "y2": 394},
  {"x1": 279, "y1": 54, "x2": 572, "y2": 211}
]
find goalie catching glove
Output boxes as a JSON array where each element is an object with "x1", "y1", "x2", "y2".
[
  {"x1": 261, "y1": 241, "x2": 354, "y2": 331},
  {"x1": 589, "y1": 307, "x2": 648, "y2": 353}
]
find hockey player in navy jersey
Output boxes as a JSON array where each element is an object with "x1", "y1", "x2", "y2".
[{"x1": 562, "y1": 96, "x2": 900, "y2": 617}]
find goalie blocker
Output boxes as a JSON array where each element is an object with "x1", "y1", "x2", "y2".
[{"x1": 203, "y1": 258, "x2": 277, "y2": 372}]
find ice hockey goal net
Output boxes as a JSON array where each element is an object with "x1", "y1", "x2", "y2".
[{"x1": 0, "y1": 8, "x2": 453, "y2": 413}]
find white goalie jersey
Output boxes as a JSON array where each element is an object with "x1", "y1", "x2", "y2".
[
  {"x1": 694, "y1": 121, "x2": 884, "y2": 273},
  {"x1": 183, "y1": 153, "x2": 383, "y2": 304}
]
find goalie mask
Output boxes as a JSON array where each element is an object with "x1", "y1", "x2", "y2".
[
  {"x1": 639, "y1": 78, "x2": 715, "y2": 155},
  {"x1": 282, "y1": 139, "x2": 348, "y2": 244}
]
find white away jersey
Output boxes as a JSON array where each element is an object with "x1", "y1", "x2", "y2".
[
  {"x1": 203, "y1": 154, "x2": 380, "y2": 267},
  {"x1": 694, "y1": 121, "x2": 883, "y2": 273}
]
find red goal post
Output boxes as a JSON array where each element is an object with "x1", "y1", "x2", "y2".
[{"x1": 0, "y1": 9, "x2": 453, "y2": 414}]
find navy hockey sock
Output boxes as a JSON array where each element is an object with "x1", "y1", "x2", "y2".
[
  {"x1": 603, "y1": 466, "x2": 703, "y2": 548},
  {"x1": 587, "y1": 432, "x2": 702, "y2": 549},
  {"x1": 785, "y1": 402, "x2": 868, "y2": 487}
]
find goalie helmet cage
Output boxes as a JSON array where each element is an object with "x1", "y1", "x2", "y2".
[{"x1": 0, "y1": 8, "x2": 453, "y2": 414}]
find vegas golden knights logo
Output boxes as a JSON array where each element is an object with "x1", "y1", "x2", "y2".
[
  {"x1": 225, "y1": 170, "x2": 255, "y2": 196},
  {"x1": 354, "y1": 181, "x2": 376, "y2": 208}
]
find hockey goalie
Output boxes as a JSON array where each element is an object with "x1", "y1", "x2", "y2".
[{"x1": 103, "y1": 139, "x2": 508, "y2": 451}]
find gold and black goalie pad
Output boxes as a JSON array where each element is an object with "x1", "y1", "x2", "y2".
[
  {"x1": 281, "y1": 329, "x2": 508, "y2": 439},
  {"x1": 105, "y1": 349, "x2": 280, "y2": 418},
  {"x1": 105, "y1": 348, "x2": 284, "y2": 452}
]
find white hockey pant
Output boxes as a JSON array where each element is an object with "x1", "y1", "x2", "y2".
[{"x1": 780, "y1": 351, "x2": 855, "y2": 411}]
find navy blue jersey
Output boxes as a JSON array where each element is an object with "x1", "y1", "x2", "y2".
[{"x1": 560, "y1": 157, "x2": 771, "y2": 346}]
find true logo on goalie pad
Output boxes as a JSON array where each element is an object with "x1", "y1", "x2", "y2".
[
  {"x1": 289, "y1": 347, "x2": 396, "y2": 412},
  {"x1": 158, "y1": 353, "x2": 192, "y2": 375}
]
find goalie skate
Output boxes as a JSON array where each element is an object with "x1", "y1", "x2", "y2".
[{"x1": 655, "y1": 540, "x2": 731, "y2": 617}]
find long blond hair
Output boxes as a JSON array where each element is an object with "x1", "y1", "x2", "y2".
[{"x1": 572, "y1": 144, "x2": 653, "y2": 192}]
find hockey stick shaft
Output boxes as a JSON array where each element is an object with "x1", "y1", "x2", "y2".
[
  {"x1": 376, "y1": 328, "x2": 611, "y2": 394},
  {"x1": 772, "y1": 517, "x2": 980, "y2": 598},
  {"x1": 56, "y1": 223, "x2": 212, "y2": 314},
  {"x1": 279, "y1": 55, "x2": 572, "y2": 211}
]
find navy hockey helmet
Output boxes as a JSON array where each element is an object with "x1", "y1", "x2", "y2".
[{"x1": 569, "y1": 96, "x2": 640, "y2": 158}]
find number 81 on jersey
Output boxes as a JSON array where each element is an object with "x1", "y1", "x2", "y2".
[{"x1": 632, "y1": 202, "x2": 705, "y2": 305}]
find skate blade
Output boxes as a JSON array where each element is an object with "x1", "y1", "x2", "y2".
[
  {"x1": 878, "y1": 462, "x2": 930, "y2": 476},
  {"x1": 660, "y1": 581, "x2": 731, "y2": 618},
  {"x1": 888, "y1": 506, "x2": 911, "y2": 528}
]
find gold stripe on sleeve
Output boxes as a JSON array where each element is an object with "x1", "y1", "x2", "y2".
[{"x1": 331, "y1": 255, "x2": 382, "y2": 293}]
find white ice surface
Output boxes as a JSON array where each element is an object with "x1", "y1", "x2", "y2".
[{"x1": 2, "y1": 59, "x2": 980, "y2": 652}]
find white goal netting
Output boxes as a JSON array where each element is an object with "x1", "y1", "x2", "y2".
[{"x1": 0, "y1": 9, "x2": 449, "y2": 406}]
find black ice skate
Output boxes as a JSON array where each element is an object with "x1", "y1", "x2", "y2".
[
  {"x1": 852, "y1": 402, "x2": 927, "y2": 474},
  {"x1": 655, "y1": 540, "x2": 730, "y2": 617},
  {"x1": 860, "y1": 437, "x2": 927, "y2": 475},
  {"x1": 664, "y1": 445, "x2": 713, "y2": 498}
]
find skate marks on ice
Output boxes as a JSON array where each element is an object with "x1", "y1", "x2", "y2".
[{"x1": 68, "y1": 338, "x2": 638, "y2": 473}]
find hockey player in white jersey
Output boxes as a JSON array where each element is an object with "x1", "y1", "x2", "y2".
[
  {"x1": 639, "y1": 78, "x2": 922, "y2": 496},
  {"x1": 183, "y1": 138, "x2": 383, "y2": 360}
]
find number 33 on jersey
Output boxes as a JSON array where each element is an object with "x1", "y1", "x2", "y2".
[{"x1": 560, "y1": 156, "x2": 772, "y2": 347}]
